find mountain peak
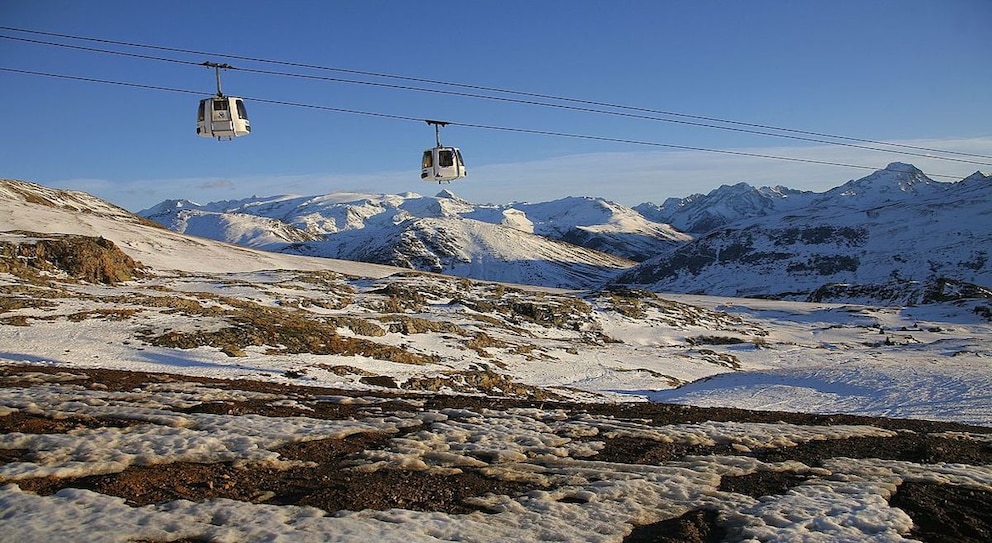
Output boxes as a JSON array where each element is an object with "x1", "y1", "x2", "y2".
[
  {"x1": 961, "y1": 171, "x2": 991, "y2": 184},
  {"x1": 863, "y1": 162, "x2": 931, "y2": 188},
  {"x1": 435, "y1": 189, "x2": 467, "y2": 203},
  {"x1": 823, "y1": 162, "x2": 941, "y2": 204},
  {"x1": 634, "y1": 181, "x2": 814, "y2": 234},
  {"x1": 882, "y1": 162, "x2": 924, "y2": 175},
  {"x1": 138, "y1": 199, "x2": 202, "y2": 217}
]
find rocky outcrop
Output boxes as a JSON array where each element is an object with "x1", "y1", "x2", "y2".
[{"x1": 0, "y1": 232, "x2": 145, "y2": 284}]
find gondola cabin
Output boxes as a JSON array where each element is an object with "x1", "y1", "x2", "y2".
[
  {"x1": 197, "y1": 96, "x2": 250, "y2": 139},
  {"x1": 421, "y1": 146, "x2": 466, "y2": 183}
]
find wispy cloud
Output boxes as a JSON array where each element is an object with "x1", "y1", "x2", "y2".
[
  {"x1": 55, "y1": 137, "x2": 991, "y2": 211},
  {"x1": 196, "y1": 179, "x2": 235, "y2": 190}
]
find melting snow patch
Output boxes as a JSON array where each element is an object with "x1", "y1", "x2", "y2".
[
  {"x1": 3, "y1": 386, "x2": 991, "y2": 542},
  {"x1": 724, "y1": 477, "x2": 915, "y2": 542},
  {"x1": 0, "y1": 384, "x2": 418, "y2": 480}
]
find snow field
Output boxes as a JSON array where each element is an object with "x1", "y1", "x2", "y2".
[
  {"x1": 5, "y1": 371, "x2": 991, "y2": 541},
  {"x1": 5, "y1": 266, "x2": 992, "y2": 427},
  {"x1": 0, "y1": 379, "x2": 420, "y2": 480},
  {"x1": 652, "y1": 296, "x2": 992, "y2": 427}
]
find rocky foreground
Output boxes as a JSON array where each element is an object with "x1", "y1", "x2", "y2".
[{"x1": 2, "y1": 364, "x2": 990, "y2": 542}]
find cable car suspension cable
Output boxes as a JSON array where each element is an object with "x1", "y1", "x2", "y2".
[
  {"x1": 0, "y1": 66, "x2": 975, "y2": 182},
  {"x1": 1, "y1": 27, "x2": 989, "y2": 164},
  {"x1": 6, "y1": 32, "x2": 988, "y2": 168}
]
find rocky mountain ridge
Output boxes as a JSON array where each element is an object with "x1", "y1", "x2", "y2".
[
  {"x1": 3, "y1": 162, "x2": 989, "y2": 304},
  {"x1": 137, "y1": 163, "x2": 991, "y2": 304},
  {"x1": 616, "y1": 163, "x2": 992, "y2": 303},
  {"x1": 140, "y1": 191, "x2": 660, "y2": 289}
]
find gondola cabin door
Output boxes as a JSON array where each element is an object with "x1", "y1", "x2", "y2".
[
  {"x1": 421, "y1": 146, "x2": 466, "y2": 183},
  {"x1": 197, "y1": 96, "x2": 251, "y2": 140}
]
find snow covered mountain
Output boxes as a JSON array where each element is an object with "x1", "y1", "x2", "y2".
[
  {"x1": 0, "y1": 179, "x2": 399, "y2": 276},
  {"x1": 635, "y1": 183, "x2": 816, "y2": 234},
  {"x1": 140, "y1": 191, "x2": 676, "y2": 289},
  {"x1": 814, "y1": 161, "x2": 948, "y2": 208},
  {"x1": 142, "y1": 199, "x2": 322, "y2": 246},
  {"x1": 481, "y1": 196, "x2": 690, "y2": 261},
  {"x1": 634, "y1": 163, "x2": 953, "y2": 235},
  {"x1": 7, "y1": 161, "x2": 990, "y2": 303},
  {"x1": 614, "y1": 163, "x2": 992, "y2": 303}
]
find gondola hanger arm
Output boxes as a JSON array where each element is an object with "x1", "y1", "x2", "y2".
[
  {"x1": 202, "y1": 61, "x2": 234, "y2": 97},
  {"x1": 425, "y1": 119, "x2": 450, "y2": 147}
]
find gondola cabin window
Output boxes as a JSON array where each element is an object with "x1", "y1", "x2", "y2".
[
  {"x1": 438, "y1": 149, "x2": 455, "y2": 168},
  {"x1": 422, "y1": 150, "x2": 433, "y2": 169}
]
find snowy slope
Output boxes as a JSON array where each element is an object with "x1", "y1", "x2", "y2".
[
  {"x1": 284, "y1": 215, "x2": 633, "y2": 289},
  {"x1": 144, "y1": 199, "x2": 321, "y2": 248},
  {"x1": 0, "y1": 179, "x2": 398, "y2": 277},
  {"x1": 615, "y1": 164, "x2": 992, "y2": 302},
  {"x1": 475, "y1": 196, "x2": 690, "y2": 260},
  {"x1": 647, "y1": 294, "x2": 992, "y2": 425}
]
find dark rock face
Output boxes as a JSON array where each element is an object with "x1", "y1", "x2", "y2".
[
  {"x1": 614, "y1": 224, "x2": 873, "y2": 297},
  {"x1": 0, "y1": 232, "x2": 146, "y2": 284}
]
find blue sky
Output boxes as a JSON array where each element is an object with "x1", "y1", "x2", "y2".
[{"x1": 1, "y1": 0, "x2": 989, "y2": 211}]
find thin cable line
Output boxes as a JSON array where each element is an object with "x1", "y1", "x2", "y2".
[
  {"x1": 0, "y1": 34, "x2": 198, "y2": 67},
  {"x1": 452, "y1": 122, "x2": 931, "y2": 174},
  {"x1": 1, "y1": 67, "x2": 204, "y2": 96},
  {"x1": 239, "y1": 63, "x2": 992, "y2": 167},
  {"x1": 6, "y1": 33, "x2": 990, "y2": 168},
  {"x1": 3, "y1": 26, "x2": 990, "y2": 163},
  {"x1": 0, "y1": 67, "x2": 423, "y2": 121},
  {"x1": 1, "y1": 66, "x2": 972, "y2": 181}
]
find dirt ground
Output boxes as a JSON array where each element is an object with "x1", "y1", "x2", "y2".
[{"x1": 2, "y1": 364, "x2": 991, "y2": 542}]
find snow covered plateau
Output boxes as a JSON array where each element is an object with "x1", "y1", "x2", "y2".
[{"x1": 1, "y1": 170, "x2": 991, "y2": 542}]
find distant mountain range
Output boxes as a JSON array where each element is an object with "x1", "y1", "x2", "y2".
[
  {"x1": 136, "y1": 162, "x2": 991, "y2": 303},
  {"x1": 2, "y1": 162, "x2": 988, "y2": 304},
  {"x1": 138, "y1": 190, "x2": 686, "y2": 289},
  {"x1": 617, "y1": 163, "x2": 992, "y2": 302}
]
